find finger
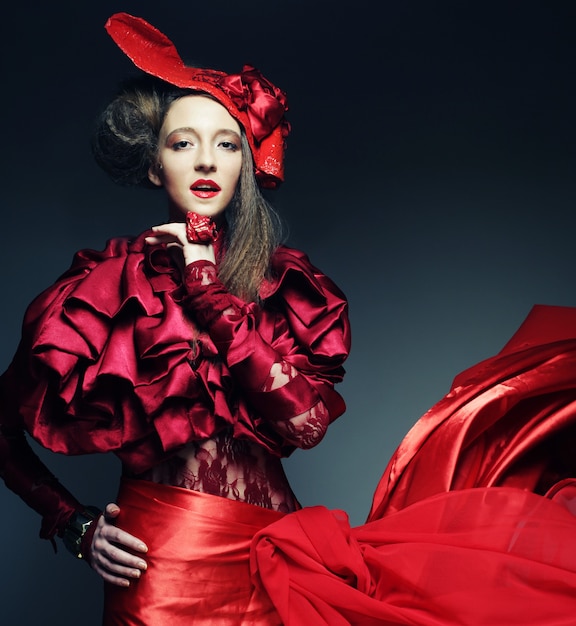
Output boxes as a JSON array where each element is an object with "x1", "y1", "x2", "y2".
[
  {"x1": 101, "y1": 525, "x2": 149, "y2": 554},
  {"x1": 150, "y1": 223, "x2": 186, "y2": 239},
  {"x1": 97, "y1": 511, "x2": 148, "y2": 554},
  {"x1": 91, "y1": 539, "x2": 146, "y2": 587},
  {"x1": 92, "y1": 560, "x2": 140, "y2": 587},
  {"x1": 144, "y1": 234, "x2": 182, "y2": 245},
  {"x1": 94, "y1": 541, "x2": 148, "y2": 572},
  {"x1": 104, "y1": 502, "x2": 120, "y2": 519},
  {"x1": 94, "y1": 547, "x2": 146, "y2": 573},
  {"x1": 144, "y1": 235, "x2": 165, "y2": 245}
]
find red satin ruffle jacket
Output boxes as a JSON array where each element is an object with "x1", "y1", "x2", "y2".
[
  {"x1": 1, "y1": 229, "x2": 575, "y2": 624},
  {"x1": 0, "y1": 233, "x2": 349, "y2": 534}
]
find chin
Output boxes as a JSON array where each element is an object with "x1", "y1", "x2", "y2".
[{"x1": 190, "y1": 207, "x2": 227, "y2": 218}]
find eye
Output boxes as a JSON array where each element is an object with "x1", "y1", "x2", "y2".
[
  {"x1": 219, "y1": 140, "x2": 239, "y2": 151},
  {"x1": 171, "y1": 139, "x2": 192, "y2": 150}
]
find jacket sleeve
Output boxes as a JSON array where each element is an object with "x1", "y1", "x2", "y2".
[
  {"x1": 0, "y1": 363, "x2": 83, "y2": 541},
  {"x1": 0, "y1": 242, "x2": 130, "y2": 541},
  {"x1": 181, "y1": 248, "x2": 351, "y2": 449}
]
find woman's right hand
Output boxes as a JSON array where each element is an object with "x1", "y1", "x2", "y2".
[
  {"x1": 90, "y1": 503, "x2": 148, "y2": 586},
  {"x1": 145, "y1": 223, "x2": 216, "y2": 267}
]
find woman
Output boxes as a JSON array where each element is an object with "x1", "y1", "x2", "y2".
[
  {"x1": 0, "y1": 12, "x2": 349, "y2": 624},
  {"x1": 2, "y1": 12, "x2": 576, "y2": 626}
]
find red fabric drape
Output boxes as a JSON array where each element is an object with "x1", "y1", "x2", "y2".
[{"x1": 250, "y1": 305, "x2": 576, "y2": 625}]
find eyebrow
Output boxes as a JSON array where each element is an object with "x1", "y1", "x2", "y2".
[{"x1": 164, "y1": 127, "x2": 241, "y2": 139}]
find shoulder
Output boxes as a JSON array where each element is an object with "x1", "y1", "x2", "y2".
[
  {"x1": 63, "y1": 234, "x2": 142, "y2": 274},
  {"x1": 262, "y1": 245, "x2": 347, "y2": 303},
  {"x1": 22, "y1": 233, "x2": 154, "y2": 328},
  {"x1": 269, "y1": 244, "x2": 326, "y2": 276},
  {"x1": 261, "y1": 245, "x2": 349, "y2": 332}
]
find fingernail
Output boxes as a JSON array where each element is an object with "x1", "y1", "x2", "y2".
[
  {"x1": 138, "y1": 544, "x2": 148, "y2": 552},
  {"x1": 132, "y1": 570, "x2": 141, "y2": 578},
  {"x1": 139, "y1": 561, "x2": 147, "y2": 570}
]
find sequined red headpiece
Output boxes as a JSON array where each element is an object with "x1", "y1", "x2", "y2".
[{"x1": 105, "y1": 12, "x2": 290, "y2": 188}]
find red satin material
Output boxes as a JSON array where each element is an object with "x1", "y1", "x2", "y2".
[
  {"x1": 104, "y1": 478, "x2": 284, "y2": 625},
  {"x1": 247, "y1": 304, "x2": 576, "y2": 624},
  {"x1": 2, "y1": 236, "x2": 575, "y2": 623},
  {"x1": 104, "y1": 13, "x2": 290, "y2": 188},
  {"x1": 1, "y1": 236, "x2": 349, "y2": 474},
  {"x1": 369, "y1": 304, "x2": 576, "y2": 520}
]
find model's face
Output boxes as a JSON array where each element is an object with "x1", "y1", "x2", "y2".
[{"x1": 149, "y1": 95, "x2": 243, "y2": 220}]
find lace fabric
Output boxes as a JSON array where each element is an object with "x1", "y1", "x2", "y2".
[
  {"x1": 132, "y1": 350, "x2": 330, "y2": 510},
  {"x1": 132, "y1": 354, "x2": 327, "y2": 509},
  {"x1": 133, "y1": 256, "x2": 337, "y2": 509},
  {"x1": 183, "y1": 259, "x2": 334, "y2": 449},
  {"x1": 133, "y1": 429, "x2": 299, "y2": 513},
  {"x1": 261, "y1": 360, "x2": 330, "y2": 449}
]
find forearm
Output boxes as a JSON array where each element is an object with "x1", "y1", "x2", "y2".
[
  {"x1": 0, "y1": 424, "x2": 82, "y2": 540},
  {"x1": 182, "y1": 261, "x2": 337, "y2": 446}
]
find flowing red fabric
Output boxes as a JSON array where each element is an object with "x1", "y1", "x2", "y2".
[
  {"x1": 369, "y1": 304, "x2": 576, "y2": 519},
  {"x1": 249, "y1": 304, "x2": 576, "y2": 624},
  {"x1": 104, "y1": 478, "x2": 284, "y2": 625},
  {"x1": 251, "y1": 488, "x2": 576, "y2": 625}
]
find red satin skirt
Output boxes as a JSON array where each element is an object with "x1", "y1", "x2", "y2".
[{"x1": 103, "y1": 478, "x2": 285, "y2": 625}]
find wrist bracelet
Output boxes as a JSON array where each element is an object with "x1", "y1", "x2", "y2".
[{"x1": 62, "y1": 506, "x2": 101, "y2": 559}]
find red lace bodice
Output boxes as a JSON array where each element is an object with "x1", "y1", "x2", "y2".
[{"x1": 133, "y1": 430, "x2": 300, "y2": 512}]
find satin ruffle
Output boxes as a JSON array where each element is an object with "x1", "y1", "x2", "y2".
[{"x1": 6, "y1": 234, "x2": 349, "y2": 473}]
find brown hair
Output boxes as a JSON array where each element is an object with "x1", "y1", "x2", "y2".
[{"x1": 92, "y1": 76, "x2": 284, "y2": 302}]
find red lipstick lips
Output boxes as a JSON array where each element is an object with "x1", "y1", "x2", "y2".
[{"x1": 191, "y1": 179, "x2": 221, "y2": 199}]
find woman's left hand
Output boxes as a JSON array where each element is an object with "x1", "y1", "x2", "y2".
[
  {"x1": 145, "y1": 223, "x2": 215, "y2": 266},
  {"x1": 89, "y1": 503, "x2": 149, "y2": 587}
]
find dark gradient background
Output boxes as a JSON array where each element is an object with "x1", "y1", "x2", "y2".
[{"x1": 1, "y1": 1, "x2": 575, "y2": 623}]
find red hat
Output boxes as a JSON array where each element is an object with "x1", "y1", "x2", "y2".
[{"x1": 105, "y1": 12, "x2": 290, "y2": 188}]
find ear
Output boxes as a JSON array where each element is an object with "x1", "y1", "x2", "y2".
[{"x1": 147, "y1": 163, "x2": 163, "y2": 187}]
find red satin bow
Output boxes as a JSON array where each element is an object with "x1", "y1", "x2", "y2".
[{"x1": 219, "y1": 68, "x2": 288, "y2": 143}]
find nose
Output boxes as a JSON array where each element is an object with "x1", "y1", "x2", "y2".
[{"x1": 194, "y1": 145, "x2": 216, "y2": 172}]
